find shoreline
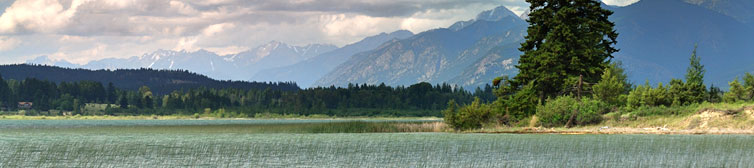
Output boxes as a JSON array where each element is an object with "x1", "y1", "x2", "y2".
[
  {"x1": 3, "y1": 114, "x2": 754, "y2": 135},
  {"x1": 470, "y1": 127, "x2": 754, "y2": 135},
  {"x1": 0, "y1": 115, "x2": 442, "y2": 121}
]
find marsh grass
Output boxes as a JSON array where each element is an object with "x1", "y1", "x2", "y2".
[
  {"x1": 2, "y1": 131, "x2": 754, "y2": 167},
  {"x1": 0, "y1": 120, "x2": 444, "y2": 134}
]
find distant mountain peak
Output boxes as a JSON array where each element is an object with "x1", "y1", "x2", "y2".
[
  {"x1": 26, "y1": 55, "x2": 80, "y2": 69},
  {"x1": 476, "y1": 6, "x2": 518, "y2": 21},
  {"x1": 449, "y1": 6, "x2": 521, "y2": 31},
  {"x1": 519, "y1": 10, "x2": 531, "y2": 20}
]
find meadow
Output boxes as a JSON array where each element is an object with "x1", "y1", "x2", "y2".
[{"x1": 1, "y1": 119, "x2": 754, "y2": 167}]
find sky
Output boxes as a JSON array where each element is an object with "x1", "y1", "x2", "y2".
[{"x1": 0, "y1": 0, "x2": 639, "y2": 65}]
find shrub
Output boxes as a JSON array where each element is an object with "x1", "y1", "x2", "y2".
[
  {"x1": 626, "y1": 104, "x2": 695, "y2": 117},
  {"x1": 627, "y1": 81, "x2": 672, "y2": 108},
  {"x1": 536, "y1": 96, "x2": 577, "y2": 127},
  {"x1": 456, "y1": 105, "x2": 490, "y2": 130},
  {"x1": 536, "y1": 96, "x2": 608, "y2": 127},
  {"x1": 576, "y1": 98, "x2": 607, "y2": 125},
  {"x1": 724, "y1": 78, "x2": 747, "y2": 103},
  {"x1": 445, "y1": 98, "x2": 492, "y2": 130},
  {"x1": 498, "y1": 82, "x2": 539, "y2": 121}
]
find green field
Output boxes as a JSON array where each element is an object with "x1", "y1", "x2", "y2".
[{"x1": 1, "y1": 120, "x2": 753, "y2": 167}]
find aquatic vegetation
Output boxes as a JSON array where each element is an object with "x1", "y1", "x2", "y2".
[{"x1": 0, "y1": 120, "x2": 752, "y2": 167}]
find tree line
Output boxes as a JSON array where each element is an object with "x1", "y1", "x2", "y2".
[
  {"x1": 0, "y1": 73, "x2": 491, "y2": 117},
  {"x1": 443, "y1": 0, "x2": 752, "y2": 130},
  {"x1": 0, "y1": 64, "x2": 300, "y2": 95}
]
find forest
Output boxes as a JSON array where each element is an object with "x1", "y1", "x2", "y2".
[
  {"x1": 0, "y1": 64, "x2": 300, "y2": 94},
  {"x1": 442, "y1": 0, "x2": 754, "y2": 130},
  {"x1": 0, "y1": 73, "x2": 491, "y2": 117}
]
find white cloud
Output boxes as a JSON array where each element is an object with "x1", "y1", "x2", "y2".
[
  {"x1": 173, "y1": 36, "x2": 199, "y2": 52},
  {"x1": 0, "y1": 0, "x2": 538, "y2": 65},
  {"x1": 322, "y1": 14, "x2": 401, "y2": 37},
  {"x1": 202, "y1": 23, "x2": 236, "y2": 37},
  {"x1": 48, "y1": 43, "x2": 107, "y2": 64},
  {"x1": 602, "y1": 0, "x2": 640, "y2": 6},
  {"x1": 0, "y1": 0, "x2": 79, "y2": 34},
  {"x1": 0, "y1": 36, "x2": 19, "y2": 51},
  {"x1": 205, "y1": 45, "x2": 249, "y2": 56}
]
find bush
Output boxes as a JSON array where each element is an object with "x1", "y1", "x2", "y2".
[
  {"x1": 536, "y1": 96, "x2": 608, "y2": 127},
  {"x1": 724, "y1": 77, "x2": 748, "y2": 103},
  {"x1": 536, "y1": 96, "x2": 577, "y2": 127},
  {"x1": 576, "y1": 98, "x2": 607, "y2": 125},
  {"x1": 498, "y1": 82, "x2": 539, "y2": 121},
  {"x1": 626, "y1": 81, "x2": 672, "y2": 108},
  {"x1": 444, "y1": 98, "x2": 492, "y2": 130}
]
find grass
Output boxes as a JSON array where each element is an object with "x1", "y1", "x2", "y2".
[
  {"x1": 0, "y1": 112, "x2": 442, "y2": 121},
  {"x1": 462, "y1": 102, "x2": 754, "y2": 134},
  {"x1": 3, "y1": 126, "x2": 754, "y2": 167}
]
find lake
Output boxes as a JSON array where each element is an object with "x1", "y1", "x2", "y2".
[{"x1": 0, "y1": 119, "x2": 752, "y2": 167}]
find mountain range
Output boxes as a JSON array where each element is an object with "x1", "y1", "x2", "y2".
[
  {"x1": 29, "y1": 42, "x2": 338, "y2": 81},
  {"x1": 316, "y1": 0, "x2": 754, "y2": 88},
  {"x1": 313, "y1": 6, "x2": 526, "y2": 88},
  {"x1": 252, "y1": 30, "x2": 414, "y2": 87},
  {"x1": 25, "y1": 0, "x2": 754, "y2": 89}
]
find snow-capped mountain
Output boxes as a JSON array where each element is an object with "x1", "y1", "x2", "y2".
[
  {"x1": 28, "y1": 42, "x2": 338, "y2": 81},
  {"x1": 253, "y1": 30, "x2": 414, "y2": 87}
]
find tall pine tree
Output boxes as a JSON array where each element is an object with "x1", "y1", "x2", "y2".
[
  {"x1": 514, "y1": 0, "x2": 619, "y2": 101},
  {"x1": 0, "y1": 73, "x2": 9, "y2": 108},
  {"x1": 684, "y1": 45, "x2": 706, "y2": 104}
]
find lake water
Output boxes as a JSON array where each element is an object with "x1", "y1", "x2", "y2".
[{"x1": 0, "y1": 120, "x2": 752, "y2": 167}]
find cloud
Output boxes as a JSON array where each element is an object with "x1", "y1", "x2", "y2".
[
  {"x1": 0, "y1": 0, "x2": 536, "y2": 65},
  {"x1": 205, "y1": 45, "x2": 249, "y2": 56},
  {"x1": 0, "y1": 36, "x2": 19, "y2": 51},
  {"x1": 602, "y1": 0, "x2": 641, "y2": 6},
  {"x1": 0, "y1": 0, "x2": 80, "y2": 34},
  {"x1": 202, "y1": 23, "x2": 236, "y2": 37}
]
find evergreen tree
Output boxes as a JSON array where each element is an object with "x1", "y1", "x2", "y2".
[
  {"x1": 743, "y1": 73, "x2": 754, "y2": 100},
  {"x1": 73, "y1": 98, "x2": 81, "y2": 115},
  {"x1": 684, "y1": 45, "x2": 706, "y2": 104},
  {"x1": 106, "y1": 82, "x2": 117, "y2": 104},
  {"x1": 592, "y1": 65, "x2": 625, "y2": 106},
  {"x1": 138, "y1": 86, "x2": 153, "y2": 109},
  {"x1": 707, "y1": 84, "x2": 723, "y2": 103},
  {"x1": 0, "y1": 74, "x2": 10, "y2": 108},
  {"x1": 514, "y1": 0, "x2": 619, "y2": 101},
  {"x1": 118, "y1": 94, "x2": 129, "y2": 109},
  {"x1": 724, "y1": 78, "x2": 747, "y2": 103}
]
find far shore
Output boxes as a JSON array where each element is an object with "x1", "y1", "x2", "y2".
[
  {"x1": 3, "y1": 110, "x2": 754, "y2": 135},
  {"x1": 0, "y1": 114, "x2": 442, "y2": 121},
  {"x1": 468, "y1": 126, "x2": 754, "y2": 135}
]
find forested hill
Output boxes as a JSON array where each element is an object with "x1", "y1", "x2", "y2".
[{"x1": 0, "y1": 64, "x2": 299, "y2": 94}]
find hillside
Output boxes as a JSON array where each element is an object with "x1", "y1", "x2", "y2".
[
  {"x1": 315, "y1": 1, "x2": 754, "y2": 89},
  {"x1": 314, "y1": 6, "x2": 526, "y2": 88},
  {"x1": 252, "y1": 30, "x2": 414, "y2": 87},
  {"x1": 611, "y1": 0, "x2": 754, "y2": 87},
  {"x1": 0, "y1": 64, "x2": 299, "y2": 95},
  {"x1": 28, "y1": 42, "x2": 338, "y2": 81}
]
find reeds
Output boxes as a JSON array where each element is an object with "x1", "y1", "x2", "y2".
[{"x1": 1, "y1": 120, "x2": 753, "y2": 167}]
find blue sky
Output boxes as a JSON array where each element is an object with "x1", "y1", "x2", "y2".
[{"x1": 0, "y1": 0, "x2": 638, "y2": 65}]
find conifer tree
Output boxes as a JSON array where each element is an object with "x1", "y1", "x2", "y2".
[
  {"x1": 0, "y1": 74, "x2": 9, "y2": 108},
  {"x1": 514, "y1": 0, "x2": 619, "y2": 102},
  {"x1": 684, "y1": 45, "x2": 706, "y2": 104}
]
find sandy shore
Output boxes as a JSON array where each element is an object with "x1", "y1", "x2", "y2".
[{"x1": 472, "y1": 126, "x2": 754, "y2": 135}]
